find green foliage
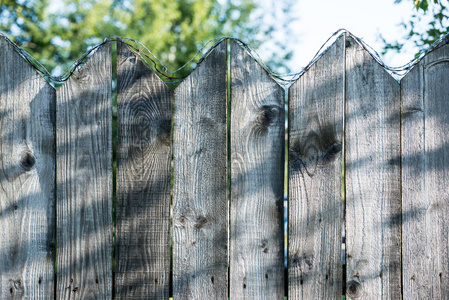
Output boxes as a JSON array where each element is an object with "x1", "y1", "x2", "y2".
[
  {"x1": 411, "y1": 0, "x2": 441, "y2": 11},
  {"x1": 383, "y1": 0, "x2": 449, "y2": 56},
  {"x1": 0, "y1": 0, "x2": 293, "y2": 78}
]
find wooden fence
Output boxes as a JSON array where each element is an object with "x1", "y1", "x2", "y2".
[{"x1": 0, "y1": 33, "x2": 448, "y2": 299}]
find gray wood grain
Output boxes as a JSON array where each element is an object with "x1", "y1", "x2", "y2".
[
  {"x1": 56, "y1": 43, "x2": 112, "y2": 299},
  {"x1": 0, "y1": 39, "x2": 56, "y2": 299},
  {"x1": 115, "y1": 41, "x2": 172, "y2": 299},
  {"x1": 229, "y1": 40, "x2": 285, "y2": 300},
  {"x1": 172, "y1": 41, "x2": 228, "y2": 299},
  {"x1": 401, "y1": 35, "x2": 449, "y2": 299},
  {"x1": 344, "y1": 36, "x2": 401, "y2": 299},
  {"x1": 288, "y1": 36, "x2": 344, "y2": 299}
]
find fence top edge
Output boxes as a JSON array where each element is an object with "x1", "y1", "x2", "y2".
[{"x1": 1, "y1": 29, "x2": 448, "y2": 88}]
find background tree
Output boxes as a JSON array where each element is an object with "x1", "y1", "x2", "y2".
[
  {"x1": 0, "y1": 0, "x2": 295, "y2": 78},
  {"x1": 382, "y1": 0, "x2": 449, "y2": 56}
]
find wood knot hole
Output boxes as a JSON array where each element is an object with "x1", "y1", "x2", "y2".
[
  {"x1": 20, "y1": 151, "x2": 35, "y2": 171},
  {"x1": 346, "y1": 280, "x2": 362, "y2": 298}
]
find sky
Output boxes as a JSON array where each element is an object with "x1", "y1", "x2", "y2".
[{"x1": 255, "y1": 0, "x2": 424, "y2": 74}]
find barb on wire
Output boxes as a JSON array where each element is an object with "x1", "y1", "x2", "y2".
[{"x1": 1, "y1": 29, "x2": 449, "y2": 88}]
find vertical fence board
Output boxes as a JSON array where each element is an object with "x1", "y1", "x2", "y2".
[
  {"x1": 288, "y1": 36, "x2": 344, "y2": 299},
  {"x1": 401, "y1": 36, "x2": 449, "y2": 299},
  {"x1": 56, "y1": 43, "x2": 112, "y2": 299},
  {"x1": 115, "y1": 41, "x2": 172, "y2": 299},
  {"x1": 5, "y1": 32, "x2": 449, "y2": 300},
  {"x1": 229, "y1": 40, "x2": 285, "y2": 300},
  {"x1": 173, "y1": 41, "x2": 228, "y2": 299},
  {"x1": 344, "y1": 36, "x2": 401, "y2": 299},
  {"x1": 0, "y1": 39, "x2": 56, "y2": 299}
]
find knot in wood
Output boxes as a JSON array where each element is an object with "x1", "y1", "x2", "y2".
[
  {"x1": 254, "y1": 105, "x2": 278, "y2": 130},
  {"x1": 260, "y1": 239, "x2": 269, "y2": 253},
  {"x1": 74, "y1": 68, "x2": 91, "y2": 86},
  {"x1": 323, "y1": 142, "x2": 342, "y2": 163},
  {"x1": 289, "y1": 138, "x2": 319, "y2": 176},
  {"x1": 346, "y1": 280, "x2": 362, "y2": 298},
  {"x1": 12, "y1": 279, "x2": 24, "y2": 293},
  {"x1": 20, "y1": 150, "x2": 35, "y2": 171},
  {"x1": 290, "y1": 252, "x2": 300, "y2": 265},
  {"x1": 194, "y1": 215, "x2": 208, "y2": 229},
  {"x1": 175, "y1": 207, "x2": 194, "y2": 227}
]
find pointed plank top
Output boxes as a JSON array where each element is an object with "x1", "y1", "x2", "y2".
[
  {"x1": 117, "y1": 40, "x2": 171, "y2": 89},
  {"x1": 175, "y1": 40, "x2": 227, "y2": 90},
  {"x1": 0, "y1": 38, "x2": 55, "y2": 90}
]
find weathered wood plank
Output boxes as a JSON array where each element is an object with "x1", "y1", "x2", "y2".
[
  {"x1": 401, "y1": 35, "x2": 449, "y2": 299},
  {"x1": 172, "y1": 41, "x2": 228, "y2": 299},
  {"x1": 344, "y1": 36, "x2": 401, "y2": 299},
  {"x1": 115, "y1": 41, "x2": 172, "y2": 299},
  {"x1": 56, "y1": 43, "x2": 112, "y2": 299},
  {"x1": 288, "y1": 36, "x2": 344, "y2": 299},
  {"x1": 229, "y1": 40, "x2": 285, "y2": 299},
  {"x1": 0, "y1": 39, "x2": 56, "y2": 299}
]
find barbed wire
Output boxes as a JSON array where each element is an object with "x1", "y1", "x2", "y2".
[{"x1": 1, "y1": 29, "x2": 448, "y2": 88}]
